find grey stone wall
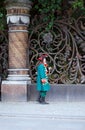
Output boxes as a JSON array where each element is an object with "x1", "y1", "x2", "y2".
[{"x1": 28, "y1": 84, "x2": 85, "y2": 102}]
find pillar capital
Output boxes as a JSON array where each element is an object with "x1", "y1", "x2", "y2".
[
  {"x1": 5, "y1": 0, "x2": 32, "y2": 7},
  {"x1": 5, "y1": 0, "x2": 32, "y2": 26}
]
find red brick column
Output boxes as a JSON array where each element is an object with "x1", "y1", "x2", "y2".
[{"x1": 1, "y1": 1, "x2": 32, "y2": 101}]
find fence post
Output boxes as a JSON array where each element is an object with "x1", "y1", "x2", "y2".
[{"x1": 1, "y1": 0, "x2": 32, "y2": 101}]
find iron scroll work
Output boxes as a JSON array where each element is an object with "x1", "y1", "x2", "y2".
[
  {"x1": 0, "y1": 17, "x2": 85, "y2": 84},
  {"x1": 29, "y1": 17, "x2": 85, "y2": 84},
  {"x1": 0, "y1": 31, "x2": 8, "y2": 79}
]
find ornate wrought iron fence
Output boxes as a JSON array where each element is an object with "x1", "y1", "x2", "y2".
[
  {"x1": 0, "y1": 31, "x2": 8, "y2": 79},
  {"x1": 29, "y1": 16, "x2": 85, "y2": 84},
  {"x1": 0, "y1": 17, "x2": 85, "y2": 84}
]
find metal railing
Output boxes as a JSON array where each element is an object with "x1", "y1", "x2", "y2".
[
  {"x1": 0, "y1": 17, "x2": 85, "y2": 84},
  {"x1": 29, "y1": 16, "x2": 85, "y2": 84}
]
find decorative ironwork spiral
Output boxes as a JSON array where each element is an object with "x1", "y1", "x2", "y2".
[
  {"x1": 29, "y1": 16, "x2": 85, "y2": 84},
  {"x1": 0, "y1": 31, "x2": 8, "y2": 79}
]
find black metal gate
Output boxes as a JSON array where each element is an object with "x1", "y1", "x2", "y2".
[
  {"x1": 0, "y1": 31, "x2": 8, "y2": 79},
  {"x1": 0, "y1": 17, "x2": 85, "y2": 84},
  {"x1": 29, "y1": 16, "x2": 85, "y2": 84}
]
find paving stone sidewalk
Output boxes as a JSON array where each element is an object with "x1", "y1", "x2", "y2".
[
  {"x1": 0, "y1": 101, "x2": 85, "y2": 119},
  {"x1": 0, "y1": 101, "x2": 85, "y2": 130}
]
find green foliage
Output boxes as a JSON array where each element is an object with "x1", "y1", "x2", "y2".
[
  {"x1": 71, "y1": 0, "x2": 85, "y2": 17},
  {"x1": 31, "y1": 0, "x2": 85, "y2": 30},
  {"x1": 32, "y1": 0, "x2": 62, "y2": 30},
  {"x1": 72, "y1": 0, "x2": 84, "y2": 9},
  {"x1": 0, "y1": 0, "x2": 6, "y2": 30}
]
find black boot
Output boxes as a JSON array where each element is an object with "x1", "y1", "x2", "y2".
[
  {"x1": 40, "y1": 97, "x2": 49, "y2": 104},
  {"x1": 37, "y1": 95, "x2": 42, "y2": 103}
]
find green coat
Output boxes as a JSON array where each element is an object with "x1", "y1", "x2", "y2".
[{"x1": 36, "y1": 63, "x2": 50, "y2": 91}]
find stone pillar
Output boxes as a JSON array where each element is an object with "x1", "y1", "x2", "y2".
[{"x1": 1, "y1": 0, "x2": 32, "y2": 101}]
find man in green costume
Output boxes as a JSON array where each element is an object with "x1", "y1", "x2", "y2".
[{"x1": 36, "y1": 54, "x2": 50, "y2": 104}]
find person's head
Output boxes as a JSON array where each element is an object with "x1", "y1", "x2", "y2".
[{"x1": 38, "y1": 54, "x2": 48, "y2": 64}]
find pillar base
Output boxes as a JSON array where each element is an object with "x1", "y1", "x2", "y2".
[
  {"x1": 1, "y1": 80, "x2": 30, "y2": 102},
  {"x1": 7, "y1": 75, "x2": 31, "y2": 81}
]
